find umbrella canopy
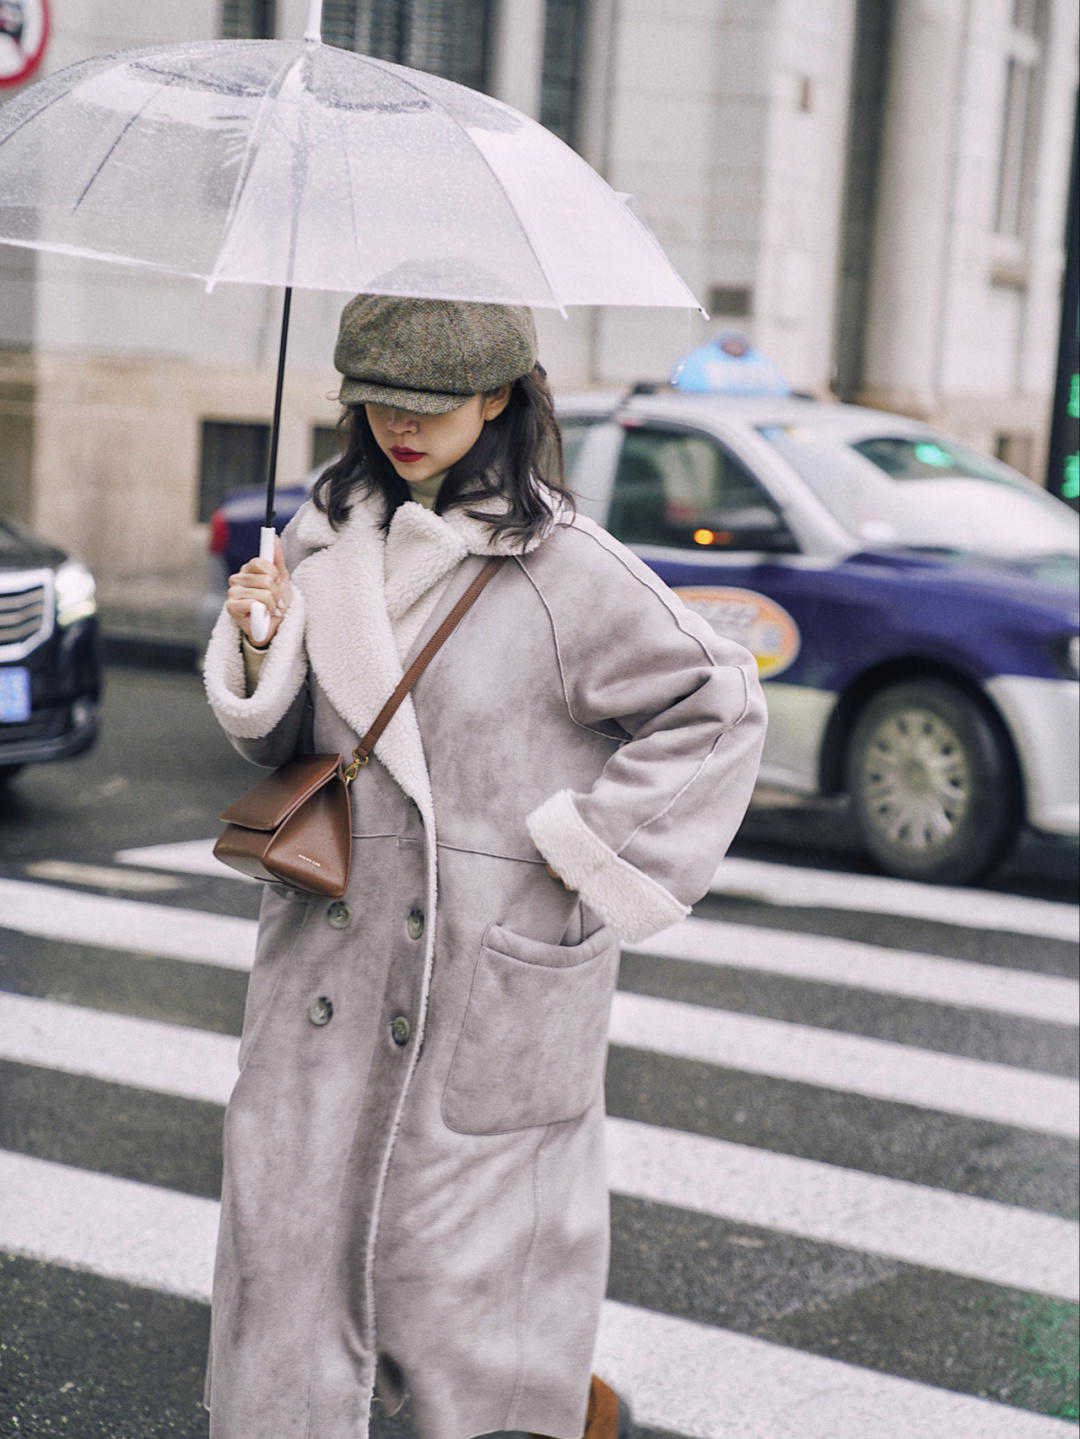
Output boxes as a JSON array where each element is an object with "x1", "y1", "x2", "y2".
[
  {"x1": 0, "y1": 31, "x2": 700, "y2": 311},
  {"x1": 0, "y1": 7, "x2": 704, "y2": 636}
]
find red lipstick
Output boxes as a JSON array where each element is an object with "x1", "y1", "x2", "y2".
[{"x1": 390, "y1": 446, "x2": 424, "y2": 462}]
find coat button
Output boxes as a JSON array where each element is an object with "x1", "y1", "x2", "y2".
[
  {"x1": 406, "y1": 907, "x2": 424, "y2": 940},
  {"x1": 307, "y1": 995, "x2": 333, "y2": 1026},
  {"x1": 390, "y1": 1014, "x2": 411, "y2": 1047},
  {"x1": 327, "y1": 900, "x2": 351, "y2": 929}
]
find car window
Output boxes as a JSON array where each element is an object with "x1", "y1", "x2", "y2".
[
  {"x1": 559, "y1": 419, "x2": 595, "y2": 480},
  {"x1": 758, "y1": 425, "x2": 1079, "y2": 556},
  {"x1": 852, "y1": 436, "x2": 1014, "y2": 483},
  {"x1": 608, "y1": 426, "x2": 782, "y2": 549}
]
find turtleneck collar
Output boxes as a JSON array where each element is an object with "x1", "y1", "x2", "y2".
[{"x1": 404, "y1": 469, "x2": 448, "y2": 511}]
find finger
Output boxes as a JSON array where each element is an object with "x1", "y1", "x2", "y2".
[
  {"x1": 228, "y1": 586, "x2": 275, "y2": 614},
  {"x1": 273, "y1": 536, "x2": 287, "y2": 574},
  {"x1": 230, "y1": 573, "x2": 274, "y2": 594},
  {"x1": 234, "y1": 559, "x2": 276, "y2": 581}
]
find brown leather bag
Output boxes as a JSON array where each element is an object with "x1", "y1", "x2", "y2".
[{"x1": 213, "y1": 557, "x2": 505, "y2": 898}]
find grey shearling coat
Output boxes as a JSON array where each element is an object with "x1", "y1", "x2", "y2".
[{"x1": 201, "y1": 482, "x2": 766, "y2": 1439}]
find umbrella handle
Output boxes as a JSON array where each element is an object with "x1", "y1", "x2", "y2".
[{"x1": 249, "y1": 526, "x2": 277, "y2": 645}]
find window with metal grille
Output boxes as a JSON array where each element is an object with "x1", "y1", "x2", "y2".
[
  {"x1": 220, "y1": 0, "x2": 275, "y2": 39},
  {"x1": 541, "y1": 0, "x2": 587, "y2": 147},
  {"x1": 199, "y1": 420, "x2": 270, "y2": 522},
  {"x1": 321, "y1": 1, "x2": 491, "y2": 91}
]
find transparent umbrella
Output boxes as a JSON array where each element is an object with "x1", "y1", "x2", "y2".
[{"x1": 0, "y1": 0, "x2": 702, "y2": 634}]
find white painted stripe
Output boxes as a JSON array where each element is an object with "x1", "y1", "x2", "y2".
[
  {"x1": 121, "y1": 839, "x2": 1080, "y2": 944},
  {"x1": 7, "y1": 873, "x2": 1075, "y2": 1037},
  {"x1": 610, "y1": 992, "x2": 1080, "y2": 1137},
  {"x1": 606, "y1": 1117, "x2": 1079, "y2": 1301},
  {"x1": 596, "y1": 1300, "x2": 1079, "y2": 1439},
  {"x1": 0, "y1": 876, "x2": 255, "y2": 971},
  {"x1": 710, "y1": 855, "x2": 1080, "y2": 942},
  {"x1": 5, "y1": 981, "x2": 1075, "y2": 1140},
  {"x1": 0, "y1": 1149, "x2": 217, "y2": 1304},
  {"x1": 0, "y1": 1151, "x2": 1071, "y2": 1439},
  {"x1": 0, "y1": 992, "x2": 239, "y2": 1106},
  {"x1": 23, "y1": 861, "x2": 186, "y2": 894},
  {"x1": 3, "y1": 993, "x2": 1075, "y2": 1298},
  {"x1": 628, "y1": 916, "x2": 1080, "y2": 1025},
  {"x1": 114, "y1": 839, "x2": 253, "y2": 882}
]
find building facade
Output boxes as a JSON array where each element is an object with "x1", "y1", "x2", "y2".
[{"x1": 0, "y1": 0, "x2": 1075, "y2": 582}]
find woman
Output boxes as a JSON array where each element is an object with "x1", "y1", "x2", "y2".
[{"x1": 202, "y1": 293, "x2": 767, "y2": 1439}]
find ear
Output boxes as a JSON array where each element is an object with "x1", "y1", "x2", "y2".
[{"x1": 480, "y1": 385, "x2": 512, "y2": 422}]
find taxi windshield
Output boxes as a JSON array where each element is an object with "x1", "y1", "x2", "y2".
[{"x1": 757, "y1": 426, "x2": 1079, "y2": 557}]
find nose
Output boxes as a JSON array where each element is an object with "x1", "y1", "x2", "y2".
[{"x1": 386, "y1": 409, "x2": 419, "y2": 434}]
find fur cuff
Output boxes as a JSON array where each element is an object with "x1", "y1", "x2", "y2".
[
  {"x1": 202, "y1": 591, "x2": 308, "y2": 740},
  {"x1": 525, "y1": 789, "x2": 689, "y2": 944}
]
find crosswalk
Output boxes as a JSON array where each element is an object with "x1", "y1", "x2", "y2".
[{"x1": 1, "y1": 846, "x2": 1077, "y2": 1437}]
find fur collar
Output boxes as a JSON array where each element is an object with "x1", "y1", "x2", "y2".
[
  {"x1": 383, "y1": 492, "x2": 560, "y2": 618},
  {"x1": 288, "y1": 482, "x2": 568, "y2": 820},
  {"x1": 290, "y1": 495, "x2": 430, "y2": 823},
  {"x1": 293, "y1": 480, "x2": 567, "y2": 557}
]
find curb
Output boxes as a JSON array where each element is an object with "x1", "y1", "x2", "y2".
[{"x1": 101, "y1": 631, "x2": 200, "y2": 673}]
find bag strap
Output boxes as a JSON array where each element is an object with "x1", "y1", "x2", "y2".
[{"x1": 343, "y1": 556, "x2": 505, "y2": 784}]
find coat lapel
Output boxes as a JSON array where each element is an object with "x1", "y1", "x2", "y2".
[
  {"x1": 288, "y1": 482, "x2": 571, "y2": 819},
  {"x1": 398, "y1": 553, "x2": 492, "y2": 673},
  {"x1": 292, "y1": 494, "x2": 434, "y2": 821}
]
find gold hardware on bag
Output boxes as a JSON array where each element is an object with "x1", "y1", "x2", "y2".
[{"x1": 342, "y1": 749, "x2": 369, "y2": 785}]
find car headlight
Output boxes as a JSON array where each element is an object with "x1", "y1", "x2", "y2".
[
  {"x1": 54, "y1": 560, "x2": 97, "y2": 627},
  {"x1": 1049, "y1": 633, "x2": 1080, "y2": 680}
]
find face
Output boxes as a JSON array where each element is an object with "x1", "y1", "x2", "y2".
[{"x1": 364, "y1": 389, "x2": 510, "y2": 487}]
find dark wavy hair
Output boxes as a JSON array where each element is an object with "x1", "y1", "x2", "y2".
[{"x1": 312, "y1": 364, "x2": 576, "y2": 550}]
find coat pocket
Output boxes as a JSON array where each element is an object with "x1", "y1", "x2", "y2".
[{"x1": 441, "y1": 919, "x2": 619, "y2": 1135}]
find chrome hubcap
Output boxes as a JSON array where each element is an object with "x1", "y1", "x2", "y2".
[{"x1": 860, "y1": 707, "x2": 970, "y2": 852}]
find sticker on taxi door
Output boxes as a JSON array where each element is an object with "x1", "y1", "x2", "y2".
[{"x1": 674, "y1": 587, "x2": 800, "y2": 678}]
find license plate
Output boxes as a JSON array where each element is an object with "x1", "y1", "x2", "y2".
[{"x1": 0, "y1": 667, "x2": 31, "y2": 722}]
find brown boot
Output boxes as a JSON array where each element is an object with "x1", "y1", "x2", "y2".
[
  {"x1": 583, "y1": 1374, "x2": 633, "y2": 1438},
  {"x1": 526, "y1": 1373, "x2": 634, "y2": 1439}
]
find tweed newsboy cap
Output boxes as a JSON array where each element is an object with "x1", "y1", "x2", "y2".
[{"x1": 334, "y1": 294, "x2": 538, "y2": 414}]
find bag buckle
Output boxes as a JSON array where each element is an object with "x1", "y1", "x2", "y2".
[{"x1": 343, "y1": 748, "x2": 369, "y2": 786}]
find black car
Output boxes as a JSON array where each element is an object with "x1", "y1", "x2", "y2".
[{"x1": 0, "y1": 518, "x2": 101, "y2": 783}]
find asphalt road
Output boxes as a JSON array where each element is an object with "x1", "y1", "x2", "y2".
[{"x1": 0, "y1": 665, "x2": 1076, "y2": 1437}]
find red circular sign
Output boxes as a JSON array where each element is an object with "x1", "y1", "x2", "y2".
[{"x1": 0, "y1": 0, "x2": 49, "y2": 89}]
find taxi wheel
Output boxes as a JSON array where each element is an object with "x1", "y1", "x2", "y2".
[{"x1": 846, "y1": 679, "x2": 1021, "y2": 885}]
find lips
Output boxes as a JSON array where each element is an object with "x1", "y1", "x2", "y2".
[{"x1": 390, "y1": 446, "x2": 425, "y2": 462}]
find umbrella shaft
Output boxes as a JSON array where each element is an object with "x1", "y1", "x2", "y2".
[{"x1": 264, "y1": 285, "x2": 293, "y2": 531}]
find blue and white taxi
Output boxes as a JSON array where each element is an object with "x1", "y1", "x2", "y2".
[{"x1": 560, "y1": 387, "x2": 1079, "y2": 884}]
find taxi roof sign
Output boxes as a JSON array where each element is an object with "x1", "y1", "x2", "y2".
[{"x1": 670, "y1": 329, "x2": 791, "y2": 398}]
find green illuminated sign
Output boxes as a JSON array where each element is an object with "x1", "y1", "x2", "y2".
[
  {"x1": 1047, "y1": 106, "x2": 1078, "y2": 508},
  {"x1": 913, "y1": 441, "x2": 953, "y2": 469}
]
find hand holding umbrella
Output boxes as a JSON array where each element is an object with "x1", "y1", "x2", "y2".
[{"x1": 226, "y1": 536, "x2": 291, "y2": 648}]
